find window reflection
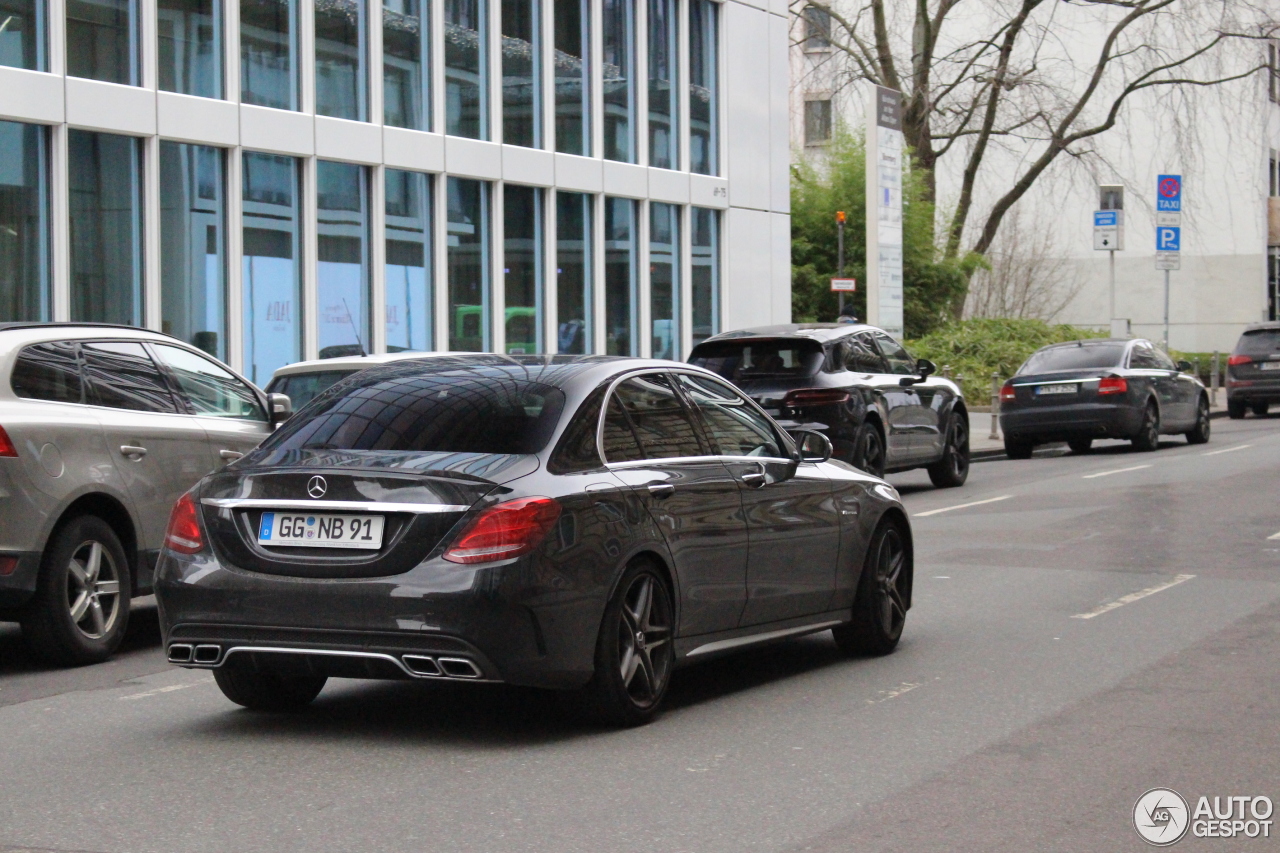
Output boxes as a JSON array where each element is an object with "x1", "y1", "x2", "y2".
[
  {"x1": 502, "y1": 0, "x2": 540, "y2": 147},
  {"x1": 242, "y1": 151, "x2": 301, "y2": 384},
  {"x1": 555, "y1": 191, "x2": 590, "y2": 354},
  {"x1": 447, "y1": 177, "x2": 489, "y2": 351},
  {"x1": 384, "y1": 0, "x2": 428, "y2": 129},
  {"x1": 691, "y1": 207, "x2": 719, "y2": 345},
  {"x1": 69, "y1": 130, "x2": 143, "y2": 326},
  {"x1": 0, "y1": 120, "x2": 49, "y2": 322},
  {"x1": 241, "y1": 0, "x2": 298, "y2": 110},
  {"x1": 504, "y1": 184, "x2": 542, "y2": 353},
  {"x1": 689, "y1": 0, "x2": 717, "y2": 175},
  {"x1": 602, "y1": 0, "x2": 633, "y2": 162},
  {"x1": 317, "y1": 160, "x2": 370, "y2": 358},
  {"x1": 604, "y1": 196, "x2": 636, "y2": 356},
  {"x1": 67, "y1": 0, "x2": 138, "y2": 83},
  {"x1": 385, "y1": 168, "x2": 432, "y2": 351},
  {"x1": 445, "y1": 0, "x2": 487, "y2": 138},
  {"x1": 159, "y1": 0, "x2": 222, "y2": 97},
  {"x1": 647, "y1": 0, "x2": 677, "y2": 169},
  {"x1": 650, "y1": 201, "x2": 678, "y2": 359},
  {"x1": 316, "y1": 0, "x2": 366, "y2": 120},
  {"x1": 160, "y1": 142, "x2": 226, "y2": 360},
  {"x1": 0, "y1": 0, "x2": 45, "y2": 70},
  {"x1": 553, "y1": 0, "x2": 588, "y2": 155}
]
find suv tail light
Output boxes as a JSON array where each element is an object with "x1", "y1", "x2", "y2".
[
  {"x1": 782, "y1": 388, "x2": 851, "y2": 407},
  {"x1": 444, "y1": 497, "x2": 562, "y2": 565},
  {"x1": 1227, "y1": 354, "x2": 1252, "y2": 366},
  {"x1": 1098, "y1": 376, "x2": 1128, "y2": 395},
  {"x1": 164, "y1": 492, "x2": 205, "y2": 555},
  {"x1": 999, "y1": 383, "x2": 1016, "y2": 402},
  {"x1": 0, "y1": 426, "x2": 16, "y2": 458}
]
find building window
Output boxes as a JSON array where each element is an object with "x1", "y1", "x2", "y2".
[
  {"x1": 385, "y1": 168, "x2": 432, "y2": 351},
  {"x1": 447, "y1": 176, "x2": 490, "y2": 350},
  {"x1": 688, "y1": 0, "x2": 716, "y2": 176},
  {"x1": 242, "y1": 151, "x2": 302, "y2": 384},
  {"x1": 241, "y1": 0, "x2": 299, "y2": 110},
  {"x1": 690, "y1": 206, "x2": 718, "y2": 345},
  {"x1": 69, "y1": 130, "x2": 143, "y2": 325},
  {"x1": 0, "y1": 121, "x2": 49, "y2": 322},
  {"x1": 556, "y1": 191, "x2": 591, "y2": 353},
  {"x1": 160, "y1": 142, "x2": 226, "y2": 359},
  {"x1": 647, "y1": 0, "x2": 677, "y2": 170},
  {"x1": 604, "y1": 196, "x2": 636, "y2": 355},
  {"x1": 67, "y1": 0, "x2": 139, "y2": 84},
  {"x1": 602, "y1": 0, "x2": 634, "y2": 163},
  {"x1": 316, "y1": 0, "x2": 366, "y2": 120},
  {"x1": 502, "y1": 0, "x2": 541, "y2": 148},
  {"x1": 383, "y1": 0, "x2": 429, "y2": 130},
  {"x1": 554, "y1": 0, "x2": 589, "y2": 156},
  {"x1": 445, "y1": 0, "x2": 488, "y2": 139},
  {"x1": 804, "y1": 98, "x2": 831, "y2": 145},
  {"x1": 503, "y1": 184, "x2": 542, "y2": 353},
  {"x1": 803, "y1": 6, "x2": 829, "y2": 51},
  {"x1": 0, "y1": 0, "x2": 45, "y2": 70},
  {"x1": 158, "y1": 0, "x2": 222, "y2": 98},
  {"x1": 317, "y1": 161, "x2": 370, "y2": 358},
  {"x1": 649, "y1": 201, "x2": 678, "y2": 359}
]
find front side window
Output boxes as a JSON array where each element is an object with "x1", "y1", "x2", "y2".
[
  {"x1": 317, "y1": 160, "x2": 371, "y2": 359},
  {"x1": 503, "y1": 184, "x2": 543, "y2": 354},
  {"x1": 601, "y1": 0, "x2": 634, "y2": 162},
  {"x1": 316, "y1": 0, "x2": 366, "y2": 120},
  {"x1": 871, "y1": 331, "x2": 916, "y2": 375},
  {"x1": 556, "y1": 191, "x2": 591, "y2": 354},
  {"x1": 0, "y1": 120, "x2": 50, "y2": 323},
  {"x1": 676, "y1": 373, "x2": 781, "y2": 458},
  {"x1": 153, "y1": 343, "x2": 266, "y2": 420},
  {"x1": 69, "y1": 130, "x2": 143, "y2": 327},
  {"x1": 160, "y1": 142, "x2": 226, "y2": 360},
  {"x1": 242, "y1": 151, "x2": 302, "y2": 384},
  {"x1": 385, "y1": 168, "x2": 432, "y2": 351},
  {"x1": 553, "y1": 0, "x2": 589, "y2": 155},
  {"x1": 647, "y1": 0, "x2": 677, "y2": 169},
  {"x1": 0, "y1": 0, "x2": 45, "y2": 70},
  {"x1": 604, "y1": 196, "x2": 636, "y2": 356},
  {"x1": 447, "y1": 177, "x2": 490, "y2": 351},
  {"x1": 602, "y1": 373, "x2": 703, "y2": 462},
  {"x1": 11, "y1": 342, "x2": 83, "y2": 404},
  {"x1": 383, "y1": 0, "x2": 428, "y2": 129},
  {"x1": 158, "y1": 0, "x2": 222, "y2": 97},
  {"x1": 690, "y1": 207, "x2": 718, "y2": 345},
  {"x1": 445, "y1": 0, "x2": 488, "y2": 138},
  {"x1": 688, "y1": 0, "x2": 717, "y2": 175},
  {"x1": 82, "y1": 341, "x2": 179, "y2": 413},
  {"x1": 241, "y1": 0, "x2": 299, "y2": 110},
  {"x1": 502, "y1": 0, "x2": 540, "y2": 147},
  {"x1": 649, "y1": 202, "x2": 678, "y2": 359},
  {"x1": 67, "y1": 0, "x2": 138, "y2": 83}
]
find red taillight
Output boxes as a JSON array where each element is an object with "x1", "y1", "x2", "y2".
[
  {"x1": 444, "y1": 497, "x2": 562, "y2": 565},
  {"x1": 999, "y1": 383, "x2": 1016, "y2": 402},
  {"x1": 0, "y1": 556, "x2": 17, "y2": 576},
  {"x1": 0, "y1": 425, "x2": 17, "y2": 458},
  {"x1": 782, "y1": 388, "x2": 851, "y2": 407},
  {"x1": 164, "y1": 493, "x2": 204, "y2": 555},
  {"x1": 1098, "y1": 376, "x2": 1128, "y2": 395},
  {"x1": 1228, "y1": 354, "x2": 1252, "y2": 366}
]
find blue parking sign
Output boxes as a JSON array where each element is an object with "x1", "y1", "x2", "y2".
[{"x1": 1156, "y1": 226, "x2": 1180, "y2": 251}]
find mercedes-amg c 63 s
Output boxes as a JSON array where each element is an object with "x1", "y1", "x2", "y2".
[{"x1": 155, "y1": 356, "x2": 914, "y2": 725}]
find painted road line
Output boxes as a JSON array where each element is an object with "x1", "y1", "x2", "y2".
[
  {"x1": 1202, "y1": 443, "x2": 1253, "y2": 456},
  {"x1": 1071, "y1": 574, "x2": 1196, "y2": 620},
  {"x1": 1268, "y1": 530, "x2": 1280, "y2": 541},
  {"x1": 119, "y1": 678, "x2": 213, "y2": 701},
  {"x1": 914, "y1": 495, "x2": 1013, "y2": 518},
  {"x1": 1082, "y1": 464, "x2": 1152, "y2": 479}
]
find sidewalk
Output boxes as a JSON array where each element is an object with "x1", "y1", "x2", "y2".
[{"x1": 969, "y1": 393, "x2": 1231, "y2": 461}]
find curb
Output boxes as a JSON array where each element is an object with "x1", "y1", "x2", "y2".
[{"x1": 972, "y1": 408, "x2": 1231, "y2": 462}]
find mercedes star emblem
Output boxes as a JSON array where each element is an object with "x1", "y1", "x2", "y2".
[{"x1": 307, "y1": 476, "x2": 327, "y2": 499}]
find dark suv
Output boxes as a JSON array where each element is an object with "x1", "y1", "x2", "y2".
[
  {"x1": 1227, "y1": 322, "x2": 1280, "y2": 418},
  {"x1": 689, "y1": 324, "x2": 969, "y2": 486}
]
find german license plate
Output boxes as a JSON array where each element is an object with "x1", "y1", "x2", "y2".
[
  {"x1": 1036, "y1": 384, "x2": 1078, "y2": 395},
  {"x1": 1259, "y1": 362, "x2": 1280, "y2": 371},
  {"x1": 257, "y1": 512, "x2": 384, "y2": 549}
]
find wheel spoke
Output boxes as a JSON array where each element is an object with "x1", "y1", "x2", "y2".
[
  {"x1": 629, "y1": 577, "x2": 652, "y2": 631},
  {"x1": 69, "y1": 591, "x2": 91, "y2": 623},
  {"x1": 88, "y1": 599, "x2": 106, "y2": 635},
  {"x1": 886, "y1": 585, "x2": 907, "y2": 620},
  {"x1": 67, "y1": 558, "x2": 89, "y2": 589},
  {"x1": 95, "y1": 579, "x2": 120, "y2": 596},
  {"x1": 84, "y1": 542, "x2": 102, "y2": 583},
  {"x1": 620, "y1": 642, "x2": 639, "y2": 686},
  {"x1": 635, "y1": 650, "x2": 656, "y2": 700}
]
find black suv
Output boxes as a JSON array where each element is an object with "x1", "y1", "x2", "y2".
[
  {"x1": 1227, "y1": 322, "x2": 1280, "y2": 418},
  {"x1": 689, "y1": 324, "x2": 969, "y2": 486}
]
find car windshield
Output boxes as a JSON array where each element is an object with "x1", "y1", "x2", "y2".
[
  {"x1": 1019, "y1": 343, "x2": 1126, "y2": 374},
  {"x1": 262, "y1": 365, "x2": 566, "y2": 456},
  {"x1": 267, "y1": 370, "x2": 359, "y2": 410},
  {"x1": 689, "y1": 340, "x2": 825, "y2": 381},
  {"x1": 1236, "y1": 329, "x2": 1280, "y2": 355}
]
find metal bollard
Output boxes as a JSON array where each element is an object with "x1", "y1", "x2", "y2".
[
  {"x1": 989, "y1": 372, "x2": 1000, "y2": 440},
  {"x1": 1211, "y1": 351, "x2": 1219, "y2": 406}
]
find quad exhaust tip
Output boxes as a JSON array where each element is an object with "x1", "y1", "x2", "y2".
[
  {"x1": 193, "y1": 644, "x2": 222, "y2": 664},
  {"x1": 169, "y1": 643, "x2": 221, "y2": 665},
  {"x1": 402, "y1": 654, "x2": 482, "y2": 679},
  {"x1": 167, "y1": 643, "x2": 193, "y2": 663}
]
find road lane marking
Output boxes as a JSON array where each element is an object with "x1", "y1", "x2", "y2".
[
  {"x1": 1267, "y1": 530, "x2": 1280, "y2": 541},
  {"x1": 866, "y1": 682, "x2": 922, "y2": 704},
  {"x1": 1202, "y1": 443, "x2": 1252, "y2": 456},
  {"x1": 119, "y1": 677, "x2": 213, "y2": 701},
  {"x1": 1070, "y1": 574, "x2": 1196, "y2": 620},
  {"x1": 914, "y1": 495, "x2": 1012, "y2": 517},
  {"x1": 1082, "y1": 464, "x2": 1152, "y2": 479}
]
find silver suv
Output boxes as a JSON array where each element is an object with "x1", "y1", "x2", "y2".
[{"x1": 0, "y1": 323, "x2": 285, "y2": 665}]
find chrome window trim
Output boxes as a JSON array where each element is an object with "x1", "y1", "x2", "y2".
[
  {"x1": 201, "y1": 499, "x2": 471, "y2": 513},
  {"x1": 604, "y1": 454, "x2": 792, "y2": 471}
]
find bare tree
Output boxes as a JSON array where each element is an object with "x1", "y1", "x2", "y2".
[
  {"x1": 963, "y1": 205, "x2": 1084, "y2": 321},
  {"x1": 793, "y1": 0, "x2": 1279, "y2": 309}
]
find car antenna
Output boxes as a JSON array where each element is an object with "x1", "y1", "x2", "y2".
[{"x1": 342, "y1": 298, "x2": 368, "y2": 357}]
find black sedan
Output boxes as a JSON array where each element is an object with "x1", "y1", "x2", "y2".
[
  {"x1": 1226, "y1": 321, "x2": 1280, "y2": 418},
  {"x1": 689, "y1": 324, "x2": 970, "y2": 487},
  {"x1": 154, "y1": 356, "x2": 914, "y2": 726},
  {"x1": 998, "y1": 338, "x2": 1210, "y2": 458}
]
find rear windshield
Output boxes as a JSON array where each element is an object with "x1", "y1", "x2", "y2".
[
  {"x1": 1019, "y1": 343, "x2": 1126, "y2": 374},
  {"x1": 267, "y1": 370, "x2": 358, "y2": 410},
  {"x1": 262, "y1": 366, "x2": 565, "y2": 456},
  {"x1": 690, "y1": 340, "x2": 824, "y2": 381},
  {"x1": 1236, "y1": 330, "x2": 1280, "y2": 355}
]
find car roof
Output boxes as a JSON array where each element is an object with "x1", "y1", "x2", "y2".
[
  {"x1": 1038, "y1": 338, "x2": 1135, "y2": 349},
  {"x1": 268, "y1": 350, "x2": 472, "y2": 379},
  {"x1": 696, "y1": 323, "x2": 882, "y2": 345},
  {"x1": 0, "y1": 322, "x2": 183, "y2": 343},
  {"x1": 1243, "y1": 322, "x2": 1280, "y2": 333}
]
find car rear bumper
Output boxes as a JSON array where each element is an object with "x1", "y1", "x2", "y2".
[
  {"x1": 0, "y1": 551, "x2": 41, "y2": 610},
  {"x1": 1227, "y1": 381, "x2": 1280, "y2": 404},
  {"x1": 999, "y1": 401, "x2": 1142, "y2": 442}
]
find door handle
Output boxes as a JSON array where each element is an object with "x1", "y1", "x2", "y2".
[
  {"x1": 647, "y1": 482, "x2": 676, "y2": 499},
  {"x1": 740, "y1": 471, "x2": 767, "y2": 489},
  {"x1": 119, "y1": 445, "x2": 147, "y2": 459},
  {"x1": 219, "y1": 449, "x2": 244, "y2": 461}
]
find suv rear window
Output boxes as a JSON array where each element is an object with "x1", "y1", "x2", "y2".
[
  {"x1": 263, "y1": 366, "x2": 566, "y2": 455},
  {"x1": 1020, "y1": 343, "x2": 1126, "y2": 374},
  {"x1": 267, "y1": 370, "x2": 358, "y2": 410},
  {"x1": 689, "y1": 340, "x2": 824, "y2": 381},
  {"x1": 1236, "y1": 329, "x2": 1280, "y2": 355}
]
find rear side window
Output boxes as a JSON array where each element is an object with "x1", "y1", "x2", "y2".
[
  {"x1": 1020, "y1": 343, "x2": 1126, "y2": 374},
  {"x1": 1236, "y1": 330, "x2": 1280, "y2": 355},
  {"x1": 268, "y1": 370, "x2": 357, "y2": 410},
  {"x1": 601, "y1": 374, "x2": 704, "y2": 463},
  {"x1": 548, "y1": 386, "x2": 608, "y2": 473},
  {"x1": 11, "y1": 342, "x2": 84, "y2": 404},
  {"x1": 265, "y1": 367, "x2": 565, "y2": 455},
  {"x1": 689, "y1": 339, "x2": 825, "y2": 381},
  {"x1": 153, "y1": 344, "x2": 266, "y2": 421},
  {"x1": 82, "y1": 342, "x2": 179, "y2": 413}
]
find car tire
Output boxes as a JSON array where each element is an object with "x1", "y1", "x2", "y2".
[
  {"x1": 1003, "y1": 436, "x2": 1034, "y2": 460},
  {"x1": 832, "y1": 518, "x2": 910, "y2": 657},
  {"x1": 926, "y1": 414, "x2": 969, "y2": 488},
  {"x1": 1131, "y1": 402, "x2": 1160, "y2": 452},
  {"x1": 20, "y1": 515, "x2": 131, "y2": 666},
  {"x1": 1227, "y1": 399, "x2": 1246, "y2": 419},
  {"x1": 582, "y1": 560, "x2": 675, "y2": 727},
  {"x1": 1252, "y1": 402, "x2": 1269, "y2": 417},
  {"x1": 1185, "y1": 397, "x2": 1211, "y2": 445},
  {"x1": 213, "y1": 665, "x2": 327, "y2": 711},
  {"x1": 1067, "y1": 438, "x2": 1093, "y2": 454},
  {"x1": 854, "y1": 422, "x2": 887, "y2": 478}
]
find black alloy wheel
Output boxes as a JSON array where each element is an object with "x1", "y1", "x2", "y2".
[
  {"x1": 1068, "y1": 438, "x2": 1093, "y2": 454},
  {"x1": 1131, "y1": 402, "x2": 1160, "y2": 452},
  {"x1": 1252, "y1": 402, "x2": 1270, "y2": 417},
  {"x1": 1003, "y1": 436, "x2": 1034, "y2": 460},
  {"x1": 213, "y1": 666, "x2": 328, "y2": 711},
  {"x1": 1185, "y1": 397, "x2": 1211, "y2": 445},
  {"x1": 926, "y1": 415, "x2": 969, "y2": 488},
  {"x1": 833, "y1": 519, "x2": 909, "y2": 657},
  {"x1": 585, "y1": 561, "x2": 675, "y2": 726},
  {"x1": 855, "y1": 423, "x2": 886, "y2": 478},
  {"x1": 1227, "y1": 399, "x2": 1246, "y2": 419}
]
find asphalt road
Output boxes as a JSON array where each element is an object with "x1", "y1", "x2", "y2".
[{"x1": 3, "y1": 417, "x2": 1279, "y2": 853}]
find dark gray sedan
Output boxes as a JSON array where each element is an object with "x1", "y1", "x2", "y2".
[{"x1": 999, "y1": 338, "x2": 1210, "y2": 458}]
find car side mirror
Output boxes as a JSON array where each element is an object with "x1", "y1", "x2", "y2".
[
  {"x1": 790, "y1": 429, "x2": 833, "y2": 464},
  {"x1": 899, "y1": 358, "x2": 936, "y2": 386},
  {"x1": 1176, "y1": 360, "x2": 1193, "y2": 372},
  {"x1": 269, "y1": 393, "x2": 293, "y2": 427}
]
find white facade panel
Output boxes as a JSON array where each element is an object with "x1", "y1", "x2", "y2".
[
  {"x1": 770, "y1": 211, "x2": 791, "y2": 322},
  {"x1": 602, "y1": 161, "x2": 649, "y2": 198},
  {"x1": 724, "y1": 206, "x2": 773, "y2": 329},
  {"x1": 768, "y1": 12, "x2": 790, "y2": 214},
  {"x1": 65, "y1": 78, "x2": 156, "y2": 136},
  {"x1": 503, "y1": 145, "x2": 556, "y2": 186},
  {"x1": 240, "y1": 105, "x2": 314, "y2": 156},
  {"x1": 554, "y1": 153, "x2": 604, "y2": 192},
  {"x1": 648, "y1": 168, "x2": 690, "y2": 204},
  {"x1": 315, "y1": 116, "x2": 383, "y2": 164},
  {"x1": 445, "y1": 136, "x2": 503, "y2": 180},
  {"x1": 725, "y1": 2, "x2": 769, "y2": 211},
  {"x1": 157, "y1": 92, "x2": 239, "y2": 146},
  {"x1": 690, "y1": 174, "x2": 730, "y2": 208},
  {"x1": 383, "y1": 127, "x2": 445, "y2": 173},
  {"x1": 0, "y1": 68, "x2": 64, "y2": 125}
]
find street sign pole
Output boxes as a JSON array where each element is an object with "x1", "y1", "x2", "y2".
[
  {"x1": 1110, "y1": 250, "x2": 1116, "y2": 331},
  {"x1": 1155, "y1": 174, "x2": 1182, "y2": 350},
  {"x1": 1163, "y1": 269, "x2": 1170, "y2": 351},
  {"x1": 836, "y1": 211, "x2": 846, "y2": 315}
]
